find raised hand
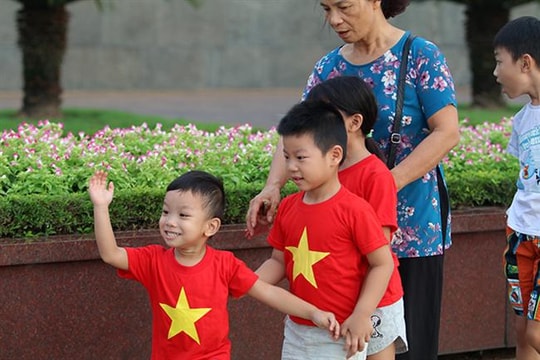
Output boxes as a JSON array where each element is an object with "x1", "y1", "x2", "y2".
[{"x1": 88, "y1": 170, "x2": 114, "y2": 207}]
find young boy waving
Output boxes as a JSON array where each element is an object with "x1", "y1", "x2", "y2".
[{"x1": 89, "y1": 169, "x2": 339, "y2": 359}]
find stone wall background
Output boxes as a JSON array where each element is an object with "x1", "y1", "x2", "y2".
[{"x1": 1, "y1": 0, "x2": 539, "y2": 91}]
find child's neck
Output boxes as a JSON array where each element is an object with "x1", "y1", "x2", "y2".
[
  {"x1": 303, "y1": 176, "x2": 341, "y2": 204},
  {"x1": 341, "y1": 144, "x2": 371, "y2": 170},
  {"x1": 174, "y1": 244, "x2": 207, "y2": 267}
]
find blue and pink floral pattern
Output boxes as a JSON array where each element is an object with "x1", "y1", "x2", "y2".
[{"x1": 303, "y1": 32, "x2": 456, "y2": 258}]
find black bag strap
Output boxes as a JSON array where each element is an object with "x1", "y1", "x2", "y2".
[
  {"x1": 437, "y1": 166, "x2": 449, "y2": 246},
  {"x1": 386, "y1": 34, "x2": 415, "y2": 169},
  {"x1": 385, "y1": 33, "x2": 449, "y2": 248}
]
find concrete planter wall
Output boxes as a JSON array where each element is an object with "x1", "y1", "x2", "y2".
[
  {"x1": 439, "y1": 207, "x2": 514, "y2": 354},
  {"x1": 0, "y1": 208, "x2": 512, "y2": 359}
]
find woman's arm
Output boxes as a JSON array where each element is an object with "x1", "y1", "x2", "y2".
[
  {"x1": 391, "y1": 105, "x2": 459, "y2": 191},
  {"x1": 245, "y1": 137, "x2": 288, "y2": 236}
]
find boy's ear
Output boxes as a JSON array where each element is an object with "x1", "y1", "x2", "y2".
[
  {"x1": 204, "y1": 217, "x2": 221, "y2": 237},
  {"x1": 329, "y1": 145, "x2": 344, "y2": 164},
  {"x1": 521, "y1": 54, "x2": 536, "y2": 72}
]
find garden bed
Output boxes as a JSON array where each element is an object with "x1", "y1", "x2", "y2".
[{"x1": 0, "y1": 208, "x2": 513, "y2": 358}]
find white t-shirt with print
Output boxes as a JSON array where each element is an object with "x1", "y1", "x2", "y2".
[{"x1": 507, "y1": 102, "x2": 540, "y2": 236}]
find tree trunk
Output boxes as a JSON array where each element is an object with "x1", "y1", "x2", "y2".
[
  {"x1": 465, "y1": 1, "x2": 509, "y2": 107},
  {"x1": 16, "y1": 3, "x2": 69, "y2": 119}
]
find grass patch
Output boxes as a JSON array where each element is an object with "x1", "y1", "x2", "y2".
[
  {"x1": 0, "y1": 108, "x2": 223, "y2": 135},
  {"x1": 0, "y1": 104, "x2": 524, "y2": 135},
  {"x1": 457, "y1": 104, "x2": 521, "y2": 126}
]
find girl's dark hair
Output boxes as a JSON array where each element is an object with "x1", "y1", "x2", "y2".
[
  {"x1": 493, "y1": 16, "x2": 540, "y2": 63},
  {"x1": 306, "y1": 76, "x2": 386, "y2": 162},
  {"x1": 381, "y1": 0, "x2": 410, "y2": 19},
  {"x1": 278, "y1": 100, "x2": 347, "y2": 165},
  {"x1": 166, "y1": 170, "x2": 225, "y2": 220}
]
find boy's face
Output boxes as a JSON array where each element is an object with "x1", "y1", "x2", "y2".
[
  {"x1": 282, "y1": 133, "x2": 341, "y2": 193},
  {"x1": 493, "y1": 46, "x2": 529, "y2": 99},
  {"x1": 159, "y1": 190, "x2": 214, "y2": 250}
]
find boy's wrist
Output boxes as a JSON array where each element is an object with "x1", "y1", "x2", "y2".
[
  {"x1": 93, "y1": 204, "x2": 110, "y2": 211},
  {"x1": 309, "y1": 308, "x2": 322, "y2": 323},
  {"x1": 352, "y1": 306, "x2": 374, "y2": 319}
]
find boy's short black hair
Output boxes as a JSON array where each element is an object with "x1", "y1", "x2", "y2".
[
  {"x1": 494, "y1": 16, "x2": 540, "y2": 63},
  {"x1": 166, "y1": 170, "x2": 225, "y2": 219},
  {"x1": 277, "y1": 100, "x2": 347, "y2": 163}
]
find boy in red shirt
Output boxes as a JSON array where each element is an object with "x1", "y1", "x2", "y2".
[
  {"x1": 255, "y1": 100, "x2": 395, "y2": 359},
  {"x1": 307, "y1": 76, "x2": 407, "y2": 359},
  {"x1": 89, "y1": 169, "x2": 339, "y2": 359}
]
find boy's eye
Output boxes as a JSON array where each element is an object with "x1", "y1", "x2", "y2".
[
  {"x1": 179, "y1": 213, "x2": 190, "y2": 218},
  {"x1": 162, "y1": 210, "x2": 168, "y2": 215}
]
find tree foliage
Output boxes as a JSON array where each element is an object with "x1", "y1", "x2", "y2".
[{"x1": 9, "y1": 0, "x2": 201, "y2": 119}]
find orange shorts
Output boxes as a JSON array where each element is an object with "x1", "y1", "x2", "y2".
[{"x1": 504, "y1": 227, "x2": 540, "y2": 321}]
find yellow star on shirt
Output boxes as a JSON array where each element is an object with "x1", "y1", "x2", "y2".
[
  {"x1": 159, "y1": 287, "x2": 212, "y2": 344},
  {"x1": 285, "y1": 227, "x2": 330, "y2": 288}
]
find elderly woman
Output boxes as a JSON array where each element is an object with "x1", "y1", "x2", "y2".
[{"x1": 246, "y1": 1, "x2": 459, "y2": 359}]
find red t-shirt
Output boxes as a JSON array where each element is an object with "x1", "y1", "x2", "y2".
[
  {"x1": 339, "y1": 154, "x2": 403, "y2": 306},
  {"x1": 339, "y1": 155, "x2": 397, "y2": 232},
  {"x1": 267, "y1": 186, "x2": 388, "y2": 325},
  {"x1": 118, "y1": 245, "x2": 258, "y2": 360}
]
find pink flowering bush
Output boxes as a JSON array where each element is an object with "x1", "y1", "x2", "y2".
[
  {"x1": 444, "y1": 117, "x2": 518, "y2": 208},
  {"x1": 1, "y1": 121, "x2": 278, "y2": 196},
  {"x1": 0, "y1": 118, "x2": 517, "y2": 238}
]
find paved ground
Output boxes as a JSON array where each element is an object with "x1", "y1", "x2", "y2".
[
  {"x1": 0, "y1": 88, "x2": 302, "y2": 129},
  {"x1": 0, "y1": 86, "x2": 477, "y2": 129},
  {"x1": 0, "y1": 87, "x2": 518, "y2": 359},
  {"x1": 439, "y1": 348, "x2": 516, "y2": 360}
]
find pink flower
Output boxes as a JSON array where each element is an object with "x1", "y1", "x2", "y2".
[{"x1": 432, "y1": 76, "x2": 448, "y2": 91}]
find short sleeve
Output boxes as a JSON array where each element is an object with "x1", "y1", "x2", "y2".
[
  {"x1": 412, "y1": 39, "x2": 457, "y2": 120},
  {"x1": 351, "y1": 198, "x2": 389, "y2": 256},
  {"x1": 507, "y1": 108, "x2": 525, "y2": 158},
  {"x1": 266, "y1": 195, "x2": 294, "y2": 251},
  {"x1": 226, "y1": 254, "x2": 258, "y2": 298},
  {"x1": 117, "y1": 245, "x2": 162, "y2": 283},
  {"x1": 364, "y1": 176, "x2": 398, "y2": 232}
]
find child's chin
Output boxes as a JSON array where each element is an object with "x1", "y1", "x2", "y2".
[
  {"x1": 162, "y1": 237, "x2": 178, "y2": 246},
  {"x1": 501, "y1": 88, "x2": 517, "y2": 99},
  {"x1": 292, "y1": 179, "x2": 306, "y2": 188}
]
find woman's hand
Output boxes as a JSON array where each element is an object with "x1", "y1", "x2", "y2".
[{"x1": 245, "y1": 184, "x2": 281, "y2": 238}]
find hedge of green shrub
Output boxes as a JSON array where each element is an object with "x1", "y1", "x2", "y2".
[{"x1": 0, "y1": 120, "x2": 517, "y2": 239}]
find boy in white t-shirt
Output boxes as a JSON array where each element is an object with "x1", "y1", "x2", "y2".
[{"x1": 494, "y1": 16, "x2": 540, "y2": 360}]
